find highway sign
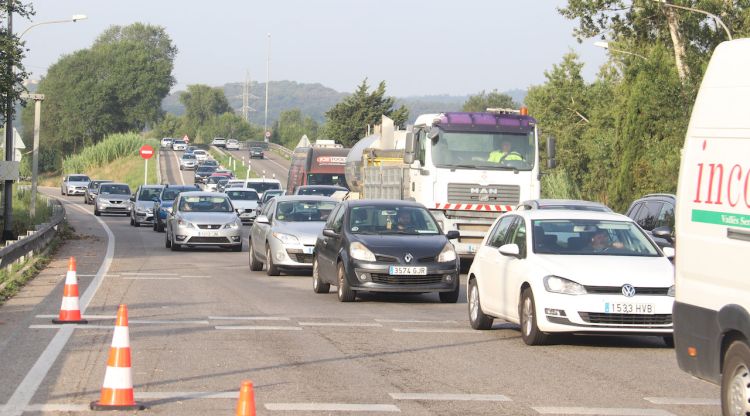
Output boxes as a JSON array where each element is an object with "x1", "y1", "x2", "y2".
[{"x1": 139, "y1": 145, "x2": 154, "y2": 160}]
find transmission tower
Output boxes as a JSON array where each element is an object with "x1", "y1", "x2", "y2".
[{"x1": 237, "y1": 70, "x2": 257, "y2": 122}]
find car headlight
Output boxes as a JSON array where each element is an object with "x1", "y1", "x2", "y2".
[
  {"x1": 667, "y1": 285, "x2": 675, "y2": 297},
  {"x1": 350, "y1": 242, "x2": 376, "y2": 262},
  {"x1": 543, "y1": 275, "x2": 586, "y2": 295},
  {"x1": 177, "y1": 218, "x2": 195, "y2": 229},
  {"x1": 272, "y1": 232, "x2": 299, "y2": 245},
  {"x1": 223, "y1": 219, "x2": 241, "y2": 229},
  {"x1": 437, "y1": 242, "x2": 457, "y2": 262}
]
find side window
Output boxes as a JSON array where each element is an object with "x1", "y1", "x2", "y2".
[
  {"x1": 487, "y1": 216, "x2": 516, "y2": 248},
  {"x1": 511, "y1": 218, "x2": 527, "y2": 257},
  {"x1": 656, "y1": 202, "x2": 675, "y2": 229},
  {"x1": 330, "y1": 205, "x2": 346, "y2": 233},
  {"x1": 635, "y1": 201, "x2": 663, "y2": 230},
  {"x1": 262, "y1": 200, "x2": 275, "y2": 218}
]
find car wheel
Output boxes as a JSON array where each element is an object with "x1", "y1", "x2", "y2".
[
  {"x1": 336, "y1": 262, "x2": 356, "y2": 302},
  {"x1": 130, "y1": 216, "x2": 135, "y2": 226},
  {"x1": 249, "y1": 239, "x2": 263, "y2": 271},
  {"x1": 439, "y1": 281, "x2": 460, "y2": 303},
  {"x1": 312, "y1": 256, "x2": 330, "y2": 294},
  {"x1": 94, "y1": 208, "x2": 100, "y2": 216},
  {"x1": 519, "y1": 287, "x2": 548, "y2": 346},
  {"x1": 662, "y1": 335, "x2": 674, "y2": 348},
  {"x1": 468, "y1": 278, "x2": 494, "y2": 330},
  {"x1": 165, "y1": 230, "x2": 172, "y2": 248},
  {"x1": 722, "y1": 341, "x2": 750, "y2": 416},
  {"x1": 266, "y1": 245, "x2": 280, "y2": 276}
]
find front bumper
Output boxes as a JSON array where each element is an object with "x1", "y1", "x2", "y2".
[
  {"x1": 181, "y1": 163, "x2": 197, "y2": 170},
  {"x1": 134, "y1": 210, "x2": 155, "y2": 223},
  {"x1": 344, "y1": 260, "x2": 459, "y2": 293},
  {"x1": 97, "y1": 201, "x2": 131, "y2": 214},
  {"x1": 535, "y1": 291, "x2": 674, "y2": 334},
  {"x1": 267, "y1": 239, "x2": 315, "y2": 269},
  {"x1": 174, "y1": 224, "x2": 242, "y2": 247},
  {"x1": 67, "y1": 186, "x2": 87, "y2": 195}
]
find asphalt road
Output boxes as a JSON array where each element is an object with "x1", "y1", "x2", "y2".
[
  {"x1": 226, "y1": 146, "x2": 290, "y2": 186},
  {"x1": 0, "y1": 152, "x2": 720, "y2": 415}
]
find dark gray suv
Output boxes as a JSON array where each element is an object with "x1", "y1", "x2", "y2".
[{"x1": 625, "y1": 193, "x2": 676, "y2": 248}]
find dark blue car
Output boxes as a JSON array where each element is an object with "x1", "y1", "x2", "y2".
[{"x1": 153, "y1": 184, "x2": 200, "y2": 232}]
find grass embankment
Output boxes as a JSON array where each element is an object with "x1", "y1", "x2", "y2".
[
  {"x1": 209, "y1": 148, "x2": 257, "y2": 180},
  {"x1": 10, "y1": 187, "x2": 55, "y2": 236},
  {"x1": 84, "y1": 155, "x2": 158, "y2": 190}
]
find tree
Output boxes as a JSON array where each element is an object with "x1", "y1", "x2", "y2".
[
  {"x1": 271, "y1": 109, "x2": 318, "y2": 149},
  {"x1": 200, "y1": 113, "x2": 261, "y2": 143},
  {"x1": 462, "y1": 90, "x2": 518, "y2": 112},
  {"x1": 0, "y1": 1, "x2": 34, "y2": 125},
  {"x1": 179, "y1": 84, "x2": 233, "y2": 141},
  {"x1": 324, "y1": 79, "x2": 408, "y2": 147}
]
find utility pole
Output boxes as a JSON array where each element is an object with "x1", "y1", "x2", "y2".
[
  {"x1": 4, "y1": 0, "x2": 16, "y2": 241},
  {"x1": 264, "y1": 33, "x2": 270, "y2": 141},
  {"x1": 21, "y1": 93, "x2": 44, "y2": 219},
  {"x1": 240, "y1": 70, "x2": 256, "y2": 123}
]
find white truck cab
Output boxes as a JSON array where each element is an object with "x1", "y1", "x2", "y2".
[{"x1": 673, "y1": 38, "x2": 750, "y2": 415}]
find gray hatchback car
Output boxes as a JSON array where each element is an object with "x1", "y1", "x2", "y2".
[
  {"x1": 165, "y1": 191, "x2": 243, "y2": 251},
  {"x1": 94, "y1": 183, "x2": 132, "y2": 216},
  {"x1": 129, "y1": 184, "x2": 164, "y2": 227}
]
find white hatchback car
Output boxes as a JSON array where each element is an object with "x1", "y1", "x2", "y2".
[{"x1": 467, "y1": 210, "x2": 675, "y2": 346}]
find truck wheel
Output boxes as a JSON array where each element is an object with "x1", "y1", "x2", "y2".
[
  {"x1": 266, "y1": 245, "x2": 280, "y2": 276},
  {"x1": 468, "y1": 278, "x2": 494, "y2": 330},
  {"x1": 337, "y1": 262, "x2": 356, "y2": 302},
  {"x1": 312, "y1": 256, "x2": 330, "y2": 294},
  {"x1": 722, "y1": 341, "x2": 750, "y2": 416},
  {"x1": 519, "y1": 287, "x2": 549, "y2": 346}
]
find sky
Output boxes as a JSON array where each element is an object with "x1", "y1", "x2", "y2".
[{"x1": 18, "y1": 1, "x2": 608, "y2": 97}]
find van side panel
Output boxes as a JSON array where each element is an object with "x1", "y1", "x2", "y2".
[{"x1": 674, "y1": 39, "x2": 750, "y2": 384}]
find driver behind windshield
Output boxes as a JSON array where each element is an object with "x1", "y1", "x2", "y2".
[{"x1": 488, "y1": 139, "x2": 524, "y2": 163}]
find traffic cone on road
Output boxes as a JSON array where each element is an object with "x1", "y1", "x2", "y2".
[
  {"x1": 90, "y1": 304, "x2": 146, "y2": 411},
  {"x1": 236, "y1": 380, "x2": 256, "y2": 416},
  {"x1": 52, "y1": 257, "x2": 88, "y2": 324}
]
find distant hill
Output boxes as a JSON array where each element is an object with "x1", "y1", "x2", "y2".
[{"x1": 162, "y1": 82, "x2": 527, "y2": 125}]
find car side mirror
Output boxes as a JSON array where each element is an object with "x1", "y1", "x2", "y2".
[
  {"x1": 445, "y1": 230, "x2": 460, "y2": 240},
  {"x1": 255, "y1": 215, "x2": 270, "y2": 224},
  {"x1": 403, "y1": 131, "x2": 415, "y2": 164},
  {"x1": 130, "y1": 195, "x2": 136, "y2": 202},
  {"x1": 662, "y1": 246, "x2": 675, "y2": 259},
  {"x1": 498, "y1": 243, "x2": 520, "y2": 257},
  {"x1": 652, "y1": 226, "x2": 674, "y2": 242},
  {"x1": 323, "y1": 229, "x2": 338, "y2": 238}
]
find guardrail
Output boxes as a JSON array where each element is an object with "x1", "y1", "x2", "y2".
[
  {"x1": 268, "y1": 143, "x2": 293, "y2": 158},
  {"x1": 0, "y1": 193, "x2": 65, "y2": 282}
]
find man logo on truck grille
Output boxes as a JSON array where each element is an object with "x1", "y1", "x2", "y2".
[{"x1": 621, "y1": 284, "x2": 636, "y2": 297}]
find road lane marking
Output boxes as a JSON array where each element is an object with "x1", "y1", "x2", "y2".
[
  {"x1": 209, "y1": 316, "x2": 290, "y2": 321},
  {"x1": 130, "y1": 319, "x2": 209, "y2": 325},
  {"x1": 533, "y1": 407, "x2": 676, "y2": 416},
  {"x1": 181, "y1": 275, "x2": 212, "y2": 278},
  {"x1": 389, "y1": 393, "x2": 510, "y2": 401},
  {"x1": 35, "y1": 314, "x2": 116, "y2": 320},
  {"x1": 135, "y1": 391, "x2": 237, "y2": 399},
  {"x1": 375, "y1": 319, "x2": 456, "y2": 324},
  {"x1": 24, "y1": 404, "x2": 90, "y2": 412},
  {"x1": 643, "y1": 397, "x2": 720, "y2": 405},
  {"x1": 29, "y1": 325, "x2": 112, "y2": 330},
  {"x1": 298, "y1": 322, "x2": 383, "y2": 327},
  {"x1": 123, "y1": 277, "x2": 181, "y2": 280},
  {"x1": 1, "y1": 201, "x2": 116, "y2": 416},
  {"x1": 215, "y1": 325, "x2": 302, "y2": 331},
  {"x1": 392, "y1": 328, "x2": 480, "y2": 334},
  {"x1": 265, "y1": 403, "x2": 400, "y2": 412},
  {"x1": 121, "y1": 272, "x2": 178, "y2": 276},
  {"x1": 171, "y1": 150, "x2": 186, "y2": 185}
]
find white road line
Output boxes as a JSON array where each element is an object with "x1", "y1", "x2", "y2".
[
  {"x1": 644, "y1": 397, "x2": 720, "y2": 405},
  {"x1": 171, "y1": 150, "x2": 186, "y2": 185},
  {"x1": 298, "y1": 322, "x2": 383, "y2": 327},
  {"x1": 57, "y1": 274, "x2": 103, "y2": 277},
  {"x1": 215, "y1": 325, "x2": 302, "y2": 331},
  {"x1": 181, "y1": 275, "x2": 212, "y2": 278},
  {"x1": 1, "y1": 202, "x2": 115, "y2": 416},
  {"x1": 29, "y1": 325, "x2": 112, "y2": 330},
  {"x1": 265, "y1": 403, "x2": 400, "y2": 412},
  {"x1": 123, "y1": 277, "x2": 181, "y2": 280},
  {"x1": 389, "y1": 393, "x2": 510, "y2": 401},
  {"x1": 533, "y1": 407, "x2": 676, "y2": 416},
  {"x1": 121, "y1": 272, "x2": 178, "y2": 276},
  {"x1": 135, "y1": 391, "x2": 237, "y2": 399},
  {"x1": 35, "y1": 314, "x2": 116, "y2": 320},
  {"x1": 392, "y1": 328, "x2": 479, "y2": 334},
  {"x1": 209, "y1": 316, "x2": 290, "y2": 321},
  {"x1": 24, "y1": 404, "x2": 90, "y2": 412},
  {"x1": 375, "y1": 319, "x2": 456, "y2": 324},
  {"x1": 130, "y1": 319, "x2": 209, "y2": 325}
]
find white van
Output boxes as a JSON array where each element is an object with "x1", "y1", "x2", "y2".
[{"x1": 673, "y1": 38, "x2": 750, "y2": 414}]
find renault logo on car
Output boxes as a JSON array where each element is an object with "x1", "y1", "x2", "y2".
[
  {"x1": 404, "y1": 253, "x2": 413, "y2": 263},
  {"x1": 621, "y1": 284, "x2": 636, "y2": 297}
]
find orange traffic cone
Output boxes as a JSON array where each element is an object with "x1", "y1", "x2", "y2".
[
  {"x1": 236, "y1": 380, "x2": 256, "y2": 416},
  {"x1": 52, "y1": 257, "x2": 88, "y2": 324},
  {"x1": 90, "y1": 304, "x2": 146, "y2": 411}
]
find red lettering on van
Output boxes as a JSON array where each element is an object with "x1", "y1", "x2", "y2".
[
  {"x1": 728, "y1": 164, "x2": 742, "y2": 207},
  {"x1": 706, "y1": 163, "x2": 724, "y2": 205}
]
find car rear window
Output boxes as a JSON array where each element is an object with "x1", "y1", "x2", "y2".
[
  {"x1": 100, "y1": 184, "x2": 130, "y2": 195},
  {"x1": 138, "y1": 188, "x2": 162, "y2": 201},
  {"x1": 69, "y1": 176, "x2": 89, "y2": 182}
]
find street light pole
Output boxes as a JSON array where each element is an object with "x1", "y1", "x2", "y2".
[
  {"x1": 18, "y1": 14, "x2": 88, "y2": 39},
  {"x1": 4, "y1": 0, "x2": 16, "y2": 241},
  {"x1": 594, "y1": 41, "x2": 648, "y2": 60},
  {"x1": 264, "y1": 33, "x2": 270, "y2": 142},
  {"x1": 653, "y1": 0, "x2": 732, "y2": 40}
]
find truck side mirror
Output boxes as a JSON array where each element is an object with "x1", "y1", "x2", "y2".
[
  {"x1": 547, "y1": 136, "x2": 557, "y2": 169},
  {"x1": 403, "y1": 131, "x2": 415, "y2": 164}
]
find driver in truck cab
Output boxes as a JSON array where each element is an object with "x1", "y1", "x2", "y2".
[{"x1": 488, "y1": 139, "x2": 524, "y2": 163}]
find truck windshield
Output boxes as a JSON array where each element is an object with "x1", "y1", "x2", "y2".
[
  {"x1": 431, "y1": 131, "x2": 535, "y2": 171},
  {"x1": 307, "y1": 174, "x2": 347, "y2": 187}
]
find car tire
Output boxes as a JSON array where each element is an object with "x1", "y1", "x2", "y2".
[
  {"x1": 249, "y1": 239, "x2": 263, "y2": 271},
  {"x1": 153, "y1": 220, "x2": 158, "y2": 231},
  {"x1": 519, "y1": 287, "x2": 549, "y2": 346},
  {"x1": 468, "y1": 278, "x2": 494, "y2": 330},
  {"x1": 336, "y1": 262, "x2": 356, "y2": 302},
  {"x1": 165, "y1": 230, "x2": 172, "y2": 248},
  {"x1": 722, "y1": 341, "x2": 750, "y2": 416},
  {"x1": 662, "y1": 335, "x2": 674, "y2": 348},
  {"x1": 439, "y1": 281, "x2": 460, "y2": 303},
  {"x1": 266, "y1": 245, "x2": 280, "y2": 276},
  {"x1": 94, "y1": 209, "x2": 100, "y2": 216},
  {"x1": 312, "y1": 256, "x2": 330, "y2": 294}
]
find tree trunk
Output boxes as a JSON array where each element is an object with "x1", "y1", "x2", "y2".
[{"x1": 665, "y1": 7, "x2": 690, "y2": 82}]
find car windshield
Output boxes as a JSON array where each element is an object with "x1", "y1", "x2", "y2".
[
  {"x1": 179, "y1": 196, "x2": 233, "y2": 213},
  {"x1": 181, "y1": 154, "x2": 196, "y2": 160},
  {"x1": 208, "y1": 177, "x2": 226, "y2": 184},
  {"x1": 251, "y1": 147, "x2": 262, "y2": 152},
  {"x1": 430, "y1": 130, "x2": 535, "y2": 171},
  {"x1": 349, "y1": 206, "x2": 440, "y2": 235},
  {"x1": 197, "y1": 166, "x2": 217, "y2": 173},
  {"x1": 99, "y1": 184, "x2": 130, "y2": 195},
  {"x1": 227, "y1": 190, "x2": 259, "y2": 201},
  {"x1": 275, "y1": 200, "x2": 336, "y2": 222},
  {"x1": 69, "y1": 175, "x2": 89, "y2": 182},
  {"x1": 90, "y1": 181, "x2": 111, "y2": 189},
  {"x1": 297, "y1": 187, "x2": 346, "y2": 196},
  {"x1": 262, "y1": 192, "x2": 282, "y2": 203},
  {"x1": 532, "y1": 219, "x2": 660, "y2": 256},
  {"x1": 248, "y1": 182, "x2": 280, "y2": 193},
  {"x1": 138, "y1": 188, "x2": 162, "y2": 201},
  {"x1": 174, "y1": 140, "x2": 185, "y2": 145},
  {"x1": 161, "y1": 189, "x2": 183, "y2": 200},
  {"x1": 202, "y1": 160, "x2": 218, "y2": 166}
]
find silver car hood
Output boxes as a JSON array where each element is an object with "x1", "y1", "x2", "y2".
[
  {"x1": 180, "y1": 212, "x2": 238, "y2": 225},
  {"x1": 99, "y1": 194, "x2": 130, "y2": 202},
  {"x1": 273, "y1": 221, "x2": 326, "y2": 246},
  {"x1": 67, "y1": 181, "x2": 89, "y2": 187}
]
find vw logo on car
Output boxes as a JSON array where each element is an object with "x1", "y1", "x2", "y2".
[{"x1": 621, "y1": 284, "x2": 636, "y2": 297}]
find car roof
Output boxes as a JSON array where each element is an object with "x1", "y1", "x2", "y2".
[
  {"x1": 179, "y1": 191, "x2": 228, "y2": 198},
  {"x1": 139, "y1": 184, "x2": 164, "y2": 189},
  {"x1": 164, "y1": 184, "x2": 199, "y2": 190},
  {"x1": 100, "y1": 182, "x2": 129, "y2": 187},
  {"x1": 517, "y1": 199, "x2": 612, "y2": 211},
  {"x1": 246, "y1": 178, "x2": 281, "y2": 183},
  {"x1": 510, "y1": 209, "x2": 633, "y2": 221},
  {"x1": 344, "y1": 199, "x2": 425, "y2": 208},
  {"x1": 298, "y1": 185, "x2": 347, "y2": 189},
  {"x1": 273, "y1": 195, "x2": 337, "y2": 202}
]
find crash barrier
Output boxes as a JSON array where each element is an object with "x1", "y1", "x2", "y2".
[{"x1": 0, "y1": 190, "x2": 65, "y2": 291}]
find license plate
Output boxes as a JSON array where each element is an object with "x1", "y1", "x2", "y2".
[
  {"x1": 198, "y1": 231, "x2": 219, "y2": 237},
  {"x1": 302, "y1": 246, "x2": 314, "y2": 254},
  {"x1": 604, "y1": 302, "x2": 655, "y2": 314},
  {"x1": 389, "y1": 266, "x2": 427, "y2": 275}
]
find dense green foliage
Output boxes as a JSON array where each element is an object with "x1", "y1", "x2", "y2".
[
  {"x1": 21, "y1": 23, "x2": 176, "y2": 171},
  {"x1": 323, "y1": 79, "x2": 408, "y2": 147},
  {"x1": 270, "y1": 109, "x2": 319, "y2": 149},
  {"x1": 462, "y1": 90, "x2": 518, "y2": 112},
  {"x1": 0, "y1": 1, "x2": 34, "y2": 125},
  {"x1": 61, "y1": 132, "x2": 155, "y2": 174},
  {"x1": 528, "y1": 1, "x2": 750, "y2": 211}
]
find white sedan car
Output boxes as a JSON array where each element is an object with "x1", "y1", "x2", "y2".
[{"x1": 467, "y1": 210, "x2": 675, "y2": 346}]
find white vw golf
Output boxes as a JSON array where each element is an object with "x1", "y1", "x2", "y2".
[{"x1": 467, "y1": 209, "x2": 675, "y2": 346}]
